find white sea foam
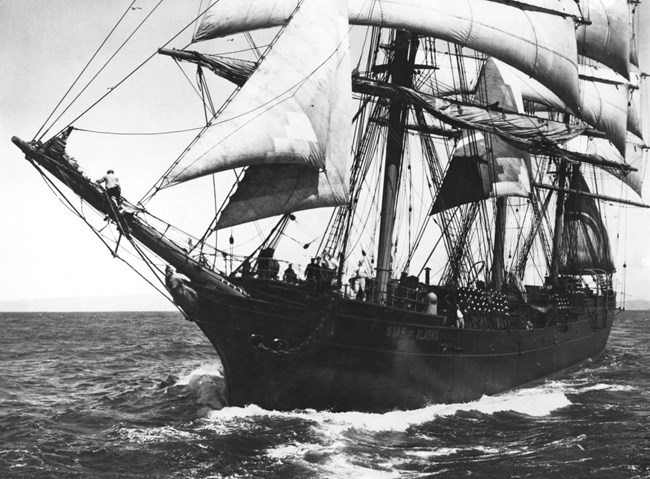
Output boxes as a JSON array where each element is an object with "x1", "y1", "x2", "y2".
[
  {"x1": 317, "y1": 454, "x2": 402, "y2": 479},
  {"x1": 199, "y1": 386, "x2": 574, "y2": 478},
  {"x1": 543, "y1": 379, "x2": 636, "y2": 394},
  {"x1": 204, "y1": 385, "x2": 571, "y2": 434},
  {"x1": 267, "y1": 445, "x2": 403, "y2": 479},
  {"x1": 266, "y1": 443, "x2": 314, "y2": 460},
  {"x1": 176, "y1": 363, "x2": 223, "y2": 386},
  {"x1": 404, "y1": 447, "x2": 460, "y2": 458},
  {"x1": 120, "y1": 425, "x2": 198, "y2": 443},
  {"x1": 580, "y1": 383, "x2": 635, "y2": 392}
]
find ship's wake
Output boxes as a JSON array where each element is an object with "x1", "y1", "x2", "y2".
[
  {"x1": 193, "y1": 381, "x2": 577, "y2": 477},
  {"x1": 116, "y1": 361, "x2": 641, "y2": 479}
]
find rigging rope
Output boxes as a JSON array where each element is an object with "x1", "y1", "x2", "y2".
[
  {"x1": 39, "y1": 0, "x2": 226, "y2": 141},
  {"x1": 34, "y1": 0, "x2": 137, "y2": 141},
  {"x1": 39, "y1": 0, "x2": 166, "y2": 141},
  {"x1": 27, "y1": 159, "x2": 178, "y2": 310},
  {"x1": 173, "y1": 58, "x2": 206, "y2": 104},
  {"x1": 73, "y1": 126, "x2": 204, "y2": 136},
  {"x1": 157, "y1": 15, "x2": 354, "y2": 188}
]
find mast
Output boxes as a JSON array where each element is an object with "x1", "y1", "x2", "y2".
[
  {"x1": 550, "y1": 159, "x2": 568, "y2": 287},
  {"x1": 375, "y1": 30, "x2": 418, "y2": 303},
  {"x1": 491, "y1": 197, "x2": 507, "y2": 289}
]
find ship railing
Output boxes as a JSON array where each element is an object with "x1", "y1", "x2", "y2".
[{"x1": 136, "y1": 213, "x2": 232, "y2": 272}]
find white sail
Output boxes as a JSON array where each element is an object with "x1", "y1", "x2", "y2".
[
  {"x1": 168, "y1": 0, "x2": 351, "y2": 192},
  {"x1": 628, "y1": 70, "x2": 645, "y2": 141},
  {"x1": 564, "y1": 134, "x2": 646, "y2": 197},
  {"x1": 577, "y1": 64, "x2": 630, "y2": 156},
  {"x1": 194, "y1": 0, "x2": 581, "y2": 112},
  {"x1": 576, "y1": 0, "x2": 629, "y2": 78}
]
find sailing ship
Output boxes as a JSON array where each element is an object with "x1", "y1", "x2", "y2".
[{"x1": 12, "y1": 0, "x2": 649, "y2": 412}]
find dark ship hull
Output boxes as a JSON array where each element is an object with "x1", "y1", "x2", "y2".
[
  {"x1": 12, "y1": 136, "x2": 615, "y2": 412},
  {"x1": 192, "y1": 279, "x2": 614, "y2": 412}
]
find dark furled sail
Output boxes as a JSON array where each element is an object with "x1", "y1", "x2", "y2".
[{"x1": 559, "y1": 170, "x2": 615, "y2": 275}]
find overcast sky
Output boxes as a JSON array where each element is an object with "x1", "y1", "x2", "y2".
[{"x1": 2, "y1": 0, "x2": 650, "y2": 310}]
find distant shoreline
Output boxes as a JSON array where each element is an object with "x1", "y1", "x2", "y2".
[{"x1": 0, "y1": 294, "x2": 176, "y2": 313}]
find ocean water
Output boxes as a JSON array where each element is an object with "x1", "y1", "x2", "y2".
[{"x1": 0, "y1": 310, "x2": 648, "y2": 479}]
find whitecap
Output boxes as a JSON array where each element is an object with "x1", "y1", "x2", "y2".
[
  {"x1": 580, "y1": 383, "x2": 636, "y2": 392},
  {"x1": 175, "y1": 363, "x2": 223, "y2": 386},
  {"x1": 318, "y1": 453, "x2": 401, "y2": 479},
  {"x1": 120, "y1": 425, "x2": 198, "y2": 443}
]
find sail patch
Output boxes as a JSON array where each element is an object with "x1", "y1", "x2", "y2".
[
  {"x1": 431, "y1": 134, "x2": 531, "y2": 214},
  {"x1": 284, "y1": 112, "x2": 318, "y2": 142},
  {"x1": 490, "y1": 158, "x2": 531, "y2": 198}
]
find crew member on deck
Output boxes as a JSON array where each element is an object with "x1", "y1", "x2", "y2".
[
  {"x1": 354, "y1": 260, "x2": 368, "y2": 300},
  {"x1": 283, "y1": 264, "x2": 298, "y2": 283},
  {"x1": 305, "y1": 257, "x2": 319, "y2": 286},
  {"x1": 96, "y1": 169, "x2": 122, "y2": 207}
]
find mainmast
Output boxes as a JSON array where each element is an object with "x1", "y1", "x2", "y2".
[
  {"x1": 375, "y1": 30, "x2": 418, "y2": 302},
  {"x1": 550, "y1": 159, "x2": 568, "y2": 286}
]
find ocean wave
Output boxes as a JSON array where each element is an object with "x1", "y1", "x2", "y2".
[
  {"x1": 175, "y1": 363, "x2": 224, "y2": 386},
  {"x1": 580, "y1": 383, "x2": 636, "y2": 392},
  {"x1": 543, "y1": 379, "x2": 637, "y2": 394},
  {"x1": 172, "y1": 363, "x2": 227, "y2": 411},
  {"x1": 202, "y1": 385, "x2": 571, "y2": 435},
  {"x1": 118, "y1": 425, "x2": 199, "y2": 443}
]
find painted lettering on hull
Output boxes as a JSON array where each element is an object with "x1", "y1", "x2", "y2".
[{"x1": 385, "y1": 326, "x2": 439, "y2": 342}]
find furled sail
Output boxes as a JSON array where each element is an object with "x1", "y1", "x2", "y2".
[
  {"x1": 576, "y1": 0, "x2": 630, "y2": 78},
  {"x1": 194, "y1": 0, "x2": 581, "y2": 112},
  {"x1": 432, "y1": 58, "x2": 531, "y2": 214},
  {"x1": 354, "y1": 75, "x2": 635, "y2": 172},
  {"x1": 559, "y1": 170, "x2": 615, "y2": 275},
  {"x1": 489, "y1": 59, "x2": 631, "y2": 156},
  {"x1": 166, "y1": 0, "x2": 352, "y2": 228}
]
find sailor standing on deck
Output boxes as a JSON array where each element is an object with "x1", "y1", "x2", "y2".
[
  {"x1": 354, "y1": 260, "x2": 368, "y2": 300},
  {"x1": 283, "y1": 264, "x2": 298, "y2": 284},
  {"x1": 95, "y1": 169, "x2": 122, "y2": 207}
]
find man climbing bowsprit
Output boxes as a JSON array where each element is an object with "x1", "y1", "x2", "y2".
[{"x1": 95, "y1": 169, "x2": 122, "y2": 209}]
